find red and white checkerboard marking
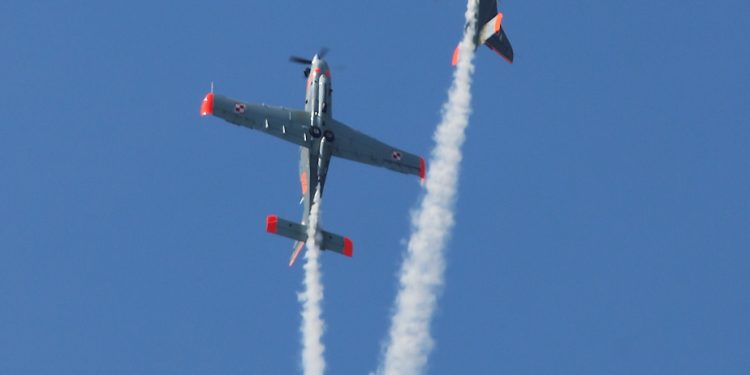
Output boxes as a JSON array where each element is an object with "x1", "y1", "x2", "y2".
[
  {"x1": 234, "y1": 103, "x2": 246, "y2": 113},
  {"x1": 392, "y1": 151, "x2": 402, "y2": 160}
]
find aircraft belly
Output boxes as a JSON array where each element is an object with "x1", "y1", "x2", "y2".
[
  {"x1": 299, "y1": 139, "x2": 331, "y2": 224},
  {"x1": 299, "y1": 147, "x2": 312, "y2": 224}
]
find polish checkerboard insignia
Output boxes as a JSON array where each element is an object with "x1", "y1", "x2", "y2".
[
  {"x1": 391, "y1": 151, "x2": 402, "y2": 160},
  {"x1": 234, "y1": 103, "x2": 246, "y2": 113}
]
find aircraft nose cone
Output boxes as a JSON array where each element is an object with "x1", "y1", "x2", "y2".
[{"x1": 314, "y1": 60, "x2": 330, "y2": 75}]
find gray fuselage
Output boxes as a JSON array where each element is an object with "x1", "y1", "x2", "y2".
[{"x1": 299, "y1": 55, "x2": 333, "y2": 226}]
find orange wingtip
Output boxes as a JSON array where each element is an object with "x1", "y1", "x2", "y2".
[
  {"x1": 266, "y1": 215, "x2": 278, "y2": 233},
  {"x1": 451, "y1": 45, "x2": 460, "y2": 66},
  {"x1": 343, "y1": 237, "x2": 353, "y2": 257},
  {"x1": 495, "y1": 12, "x2": 504, "y2": 33},
  {"x1": 419, "y1": 157, "x2": 426, "y2": 183},
  {"x1": 200, "y1": 92, "x2": 214, "y2": 116}
]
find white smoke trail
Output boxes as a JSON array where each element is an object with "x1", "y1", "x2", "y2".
[
  {"x1": 378, "y1": 1, "x2": 479, "y2": 374},
  {"x1": 299, "y1": 187, "x2": 325, "y2": 375}
]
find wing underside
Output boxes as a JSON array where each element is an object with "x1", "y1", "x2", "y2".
[
  {"x1": 478, "y1": 0, "x2": 513, "y2": 63},
  {"x1": 485, "y1": 28, "x2": 513, "y2": 63},
  {"x1": 327, "y1": 120, "x2": 424, "y2": 181},
  {"x1": 203, "y1": 94, "x2": 423, "y2": 180},
  {"x1": 207, "y1": 94, "x2": 311, "y2": 147},
  {"x1": 478, "y1": 0, "x2": 499, "y2": 25}
]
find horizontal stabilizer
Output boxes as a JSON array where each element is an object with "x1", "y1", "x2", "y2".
[
  {"x1": 266, "y1": 215, "x2": 307, "y2": 242},
  {"x1": 266, "y1": 215, "x2": 353, "y2": 266}
]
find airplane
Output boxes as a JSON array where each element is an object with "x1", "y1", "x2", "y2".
[
  {"x1": 452, "y1": 0, "x2": 514, "y2": 65},
  {"x1": 199, "y1": 50, "x2": 424, "y2": 266}
]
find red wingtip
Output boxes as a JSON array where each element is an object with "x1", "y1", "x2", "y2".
[
  {"x1": 343, "y1": 237, "x2": 353, "y2": 257},
  {"x1": 200, "y1": 92, "x2": 214, "y2": 116},
  {"x1": 266, "y1": 215, "x2": 278, "y2": 233},
  {"x1": 451, "y1": 45, "x2": 460, "y2": 66},
  {"x1": 419, "y1": 157, "x2": 426, "y2": 184}
]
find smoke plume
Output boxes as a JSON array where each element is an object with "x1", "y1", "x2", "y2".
[
  {"x1": 299, "y1": 188, "x2": 326, "y2": 375},
  {"x1": 378, "y1": 1, "x2": 479, "y2": 374}
]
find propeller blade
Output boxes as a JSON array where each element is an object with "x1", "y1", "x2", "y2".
[{"x1": 289, "y1": 56, "x2": 312, "y2": 65}]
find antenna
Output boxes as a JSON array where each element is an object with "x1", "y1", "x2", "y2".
[{"x1": 210, "y1": 81, "x2": 214, "y2": 93}]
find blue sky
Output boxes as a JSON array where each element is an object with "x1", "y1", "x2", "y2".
[{"x1": 2, "y1": 0, "x2": 749, "y2": 374}]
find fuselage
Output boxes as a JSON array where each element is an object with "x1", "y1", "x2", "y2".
[
  {"x1": 299, "y1": 55, "x2": 333, "y2": 225},
  {"x1": 305, "y1": 56, "x2": 332, "y2": 117}
]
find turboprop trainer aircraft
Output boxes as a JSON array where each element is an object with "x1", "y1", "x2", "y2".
[
  {"x1": 452, "y1": 0, "x2": 514, "y2": 65},
  {"x1": 199, "y1": 50, "x2": 424, "y2": 266}
]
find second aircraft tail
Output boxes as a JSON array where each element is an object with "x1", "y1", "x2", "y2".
[{"x1": 452, "y1": 12, "x2": 514, "y2": 65}]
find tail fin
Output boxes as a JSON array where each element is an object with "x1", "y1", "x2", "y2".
[
  {"x1": 265, "y1": 215, "x2": 354, "y2": 266},
  {"x1": 289, "y1": 241, "x2": 305, "y2": 267}
]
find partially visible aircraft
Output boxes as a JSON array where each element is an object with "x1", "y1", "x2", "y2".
[
  {"x1": 200, "y1": 50, "x2": 424, "y2": 266},
  {"x1": 452, "y1": 0, "x2": 514, "y2": 65}
]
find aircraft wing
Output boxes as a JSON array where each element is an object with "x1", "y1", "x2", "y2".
[
  {"x1": 477, "y1": 0, "x2": 513, "y2": 63},
  {"x1": 485, "y1": 28, "x2": 514, "y2": 63},
  {"x1": 202, "y1": 93, "x2": 312, "y2": 148},
  {"x1": 201, "y1": 93, "x2": 425, "y2": 180},
  {"x1": 327, "y1": 120, "x2": 425, "y2": 181},
  {"x1": 478, "y1": 0, "x2": 499, "y2": 25}
]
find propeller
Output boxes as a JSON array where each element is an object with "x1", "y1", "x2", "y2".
[
  {"x1": 289, "y1": 56, "x2": 313, "y2": 65},
  {"x1": 288, "y1": 47, "x2": 330, "y2": 66},
  {"x1": 290, "y1": 48, "x2": 330, "y2": 78}
]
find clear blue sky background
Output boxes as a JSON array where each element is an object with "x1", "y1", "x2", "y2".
[{"x1": 2, "y1": 1, "x2": 749, "y2": 374}]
